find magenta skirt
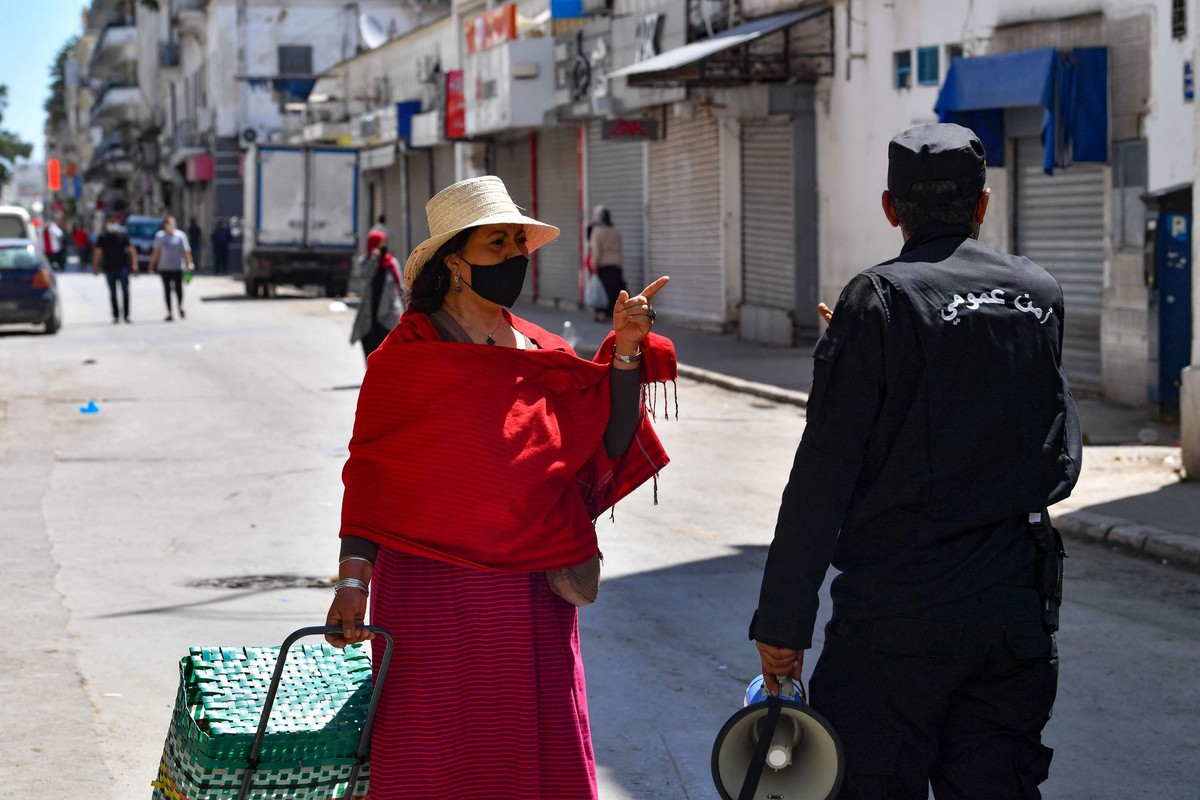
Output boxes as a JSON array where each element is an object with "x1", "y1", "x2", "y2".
[{"x1": 367, "y1": 547, "x2": 597, "y2": 799}]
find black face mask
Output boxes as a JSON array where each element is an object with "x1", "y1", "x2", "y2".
[{"x1": 458, "y1": 254, "x2": 529, "y2": 308}]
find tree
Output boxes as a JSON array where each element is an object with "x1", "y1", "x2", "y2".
[
  {"x1": 45, "y1": 36, "x2": 79, "y2": 131},
  {"x1": 0, "y1": 86, "x2": 33, "y2": 192}
]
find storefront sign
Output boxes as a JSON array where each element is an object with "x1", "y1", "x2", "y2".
[
  {"x1": 601, "y1": 119, "x2": 660, "y2": 141},
  {"x1": 445, "y1": 69, "x2": 467, "y2": 139},
  {"x1": 465, "y1": 3, "x2": 517, "y2": 55}
]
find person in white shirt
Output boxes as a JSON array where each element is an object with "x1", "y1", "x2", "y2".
[{"x1": 148, "y1": 216, "x2": 195, "y2": 321}]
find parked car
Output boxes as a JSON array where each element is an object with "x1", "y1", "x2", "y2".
[
  {"x1": 0, "y1": 239, "x2": 62, "y2": 334},
  {"x1": 124, "y1": 215, "x2": 163, "y2": 270},
  {"x1": 0, "y1": 205, "x2": 40, "y2": 247}
]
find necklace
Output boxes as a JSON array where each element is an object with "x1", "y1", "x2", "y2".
[{"x1": 450, "y1": 309, "x2": 505, "y2": 345}]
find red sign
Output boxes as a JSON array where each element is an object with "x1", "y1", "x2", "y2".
[
  {"x1": 186, "y1": 154, "x2": 215, "y2": 182},
  {"x1": 445, "y1": 69, "x2": 467, "y2": 140},
  {"x1": 601, "y1": 119, "x2": 662, "y2": 141},
  {"x1": 47, "y1": 159, "x2": 62, "y2": 192},
  {"x1": 465, "y1": 3, "x2": 516, "y2": 55}
]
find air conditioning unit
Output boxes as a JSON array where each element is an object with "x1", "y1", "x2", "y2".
[{"x1": 238, "y1": 126, "x2": 266, "y2": 149}]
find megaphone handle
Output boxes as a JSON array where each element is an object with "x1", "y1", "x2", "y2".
[
  {"x1": 777, "y1": 675, "x2": 810, "y2": 705},
  {"x1": 737, "y1": 697, "x2": 782, "y2": 800}
]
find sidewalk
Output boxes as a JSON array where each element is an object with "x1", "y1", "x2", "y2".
[{"x1": 514, "y1": 299, "x2": 1199, "y2": 570}]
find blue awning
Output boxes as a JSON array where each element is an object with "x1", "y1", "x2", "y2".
[{"x1": 934, "y1": 47, "x2": 1108, "y2": 173}]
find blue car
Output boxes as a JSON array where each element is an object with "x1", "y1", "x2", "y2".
[{"x1": 0, "y1": 239, "x2": 62, "y2": 334}]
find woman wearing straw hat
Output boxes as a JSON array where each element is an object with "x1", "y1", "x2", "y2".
[{"x1": 325, "y1": 175, "x2": 674, "y2": 798}]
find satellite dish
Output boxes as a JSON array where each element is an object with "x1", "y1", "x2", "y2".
[{"x1": 358, "y1": 13, "x2": 388, "y2": 50}]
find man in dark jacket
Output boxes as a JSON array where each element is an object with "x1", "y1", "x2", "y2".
[{"x1": 751, "y1": 123, "x2": 1081, "y2": 799}]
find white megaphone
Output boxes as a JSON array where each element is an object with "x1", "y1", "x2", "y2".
[{"x1": 711, "y1": 675, "x2": 844, "y2": 800}]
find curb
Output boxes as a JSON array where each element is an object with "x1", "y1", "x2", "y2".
[
  {"x1": 1055, "y1": 510, "x2": 1200, "y2": 569},
  {"x1": 676, "y1": 364, "x2": 810, "y2": 408}
]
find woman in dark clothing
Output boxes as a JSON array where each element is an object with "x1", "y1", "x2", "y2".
[
  {"x1": 587, "y1": 205, "x2": 625, "y2": 322},
  {"x1": 349, "y1": 231, "x2": 403, "y2": 358}
]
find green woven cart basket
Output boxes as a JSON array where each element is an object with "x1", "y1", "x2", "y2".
[{"x1": 151, "y1": 630, "x2": 386, "y2": 800}]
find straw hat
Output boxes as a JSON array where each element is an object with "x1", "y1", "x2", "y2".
[{"x1": 403, "y1": 175, "x2": 560, "y2": 287}]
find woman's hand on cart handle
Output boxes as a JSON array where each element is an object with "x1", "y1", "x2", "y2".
[{"x1": 325, "y1": 588, "x2": 373, "y2": 648}]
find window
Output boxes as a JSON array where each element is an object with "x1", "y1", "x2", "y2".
[
  {"x1": 1173, "y1": 0, "x2": 1187, "y2": 40},
  {"x1": 278, "y1": 45, "x2": 313, "y2": 77},
  {"x1": 894, "y1": 50, "x2": 912, "y2": 90},
  {"x1": 917, "y1": 46, "x2": 940, "y2": 85},
  {"x1": 946, "y1": 44, "x2": 964, "y2": 65}
]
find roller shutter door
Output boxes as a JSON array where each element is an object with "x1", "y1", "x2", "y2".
[
  {"x1": 536, "y1": 125, "x2": 583, "y2": 304},
  {"x1": 742, "y1": 116, "x2": 795, "y2": 311},
  {"x1": 406, "y1": 151, "x2": 432, "y2": 250},
  {"x1": 490, "y1": 133, "x2": 535, "y2": 303},
  {"x1": 587, "y1": 119, "x2": 646, "y2": 291},
  {"x1": 1015, "y1": 137, "x2": 1105, "y2": 389},
  {"x1": 648, "y1": 113, "x2": 721, "y2": 325}
]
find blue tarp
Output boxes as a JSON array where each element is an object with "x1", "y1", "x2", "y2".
[{"x1": 935, "y1": 47, "x2": 1108, "y2": 173}]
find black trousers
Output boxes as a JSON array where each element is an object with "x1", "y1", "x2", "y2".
[
  {"x1": 105, "y1": 269, "x2": 130, "y2": 319},
  {"x1": 810, "y1": 585, "x2": 1057, "y2": 800},
  {"x1": 213, "y1": 248, "x2": 229, "y2": 274},
  {"x1": 360, "y1": 325, "x2": 389, "y2": 359},
  {"x1": 161, "y1": 272, "x2": 184, "y2": 312},
  {"x1": 595, "y1": 266, "x2": 625, "y2": 312}
]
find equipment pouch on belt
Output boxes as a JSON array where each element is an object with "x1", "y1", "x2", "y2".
[{"x1": 1029, "y1": 511, "x2": 1066, "y2": 634}]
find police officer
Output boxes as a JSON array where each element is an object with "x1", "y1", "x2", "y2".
[{"x1": 750, "y1": 123, "x2": 1081, "y2": 799}]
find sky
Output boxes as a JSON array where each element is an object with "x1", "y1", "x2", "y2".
[{"x1": 0, "y1": 1, "x2": 89, "y2": 163}]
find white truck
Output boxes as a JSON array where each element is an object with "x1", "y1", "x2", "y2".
[{"x1": 241, "y1": 144, "x2": 359, "y2": 297}]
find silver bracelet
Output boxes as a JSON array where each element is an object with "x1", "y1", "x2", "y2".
[
  {"x1": 612, "y1": 346, "x2": 642, "y2": 364},
  {"x1": 338, "y1": 555, "x2": 374, "y2": 567},
  {"x1": 333, "y1": 577, "x2": 369, "y2": 595}
]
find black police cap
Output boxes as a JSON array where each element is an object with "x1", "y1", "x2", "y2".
[{"x1": 887, "y1": 123, "x2": 986, "y2": 201}]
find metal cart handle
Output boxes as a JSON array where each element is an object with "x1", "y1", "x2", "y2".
[{"x1": 237, "y1": 625, "x2": 394, "y2": 800}]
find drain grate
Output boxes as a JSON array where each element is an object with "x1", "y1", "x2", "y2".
[{"x1": 187, "y1": 574, "x2": 335, "y2": 590}]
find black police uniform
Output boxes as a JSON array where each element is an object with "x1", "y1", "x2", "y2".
[{"x1": 751, "y1": 128, "x2": 1081, "y2": 800}]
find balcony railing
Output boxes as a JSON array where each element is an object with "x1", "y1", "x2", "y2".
[{"x1": 87, "y1": 19, "x2": 137, "y2": 79}]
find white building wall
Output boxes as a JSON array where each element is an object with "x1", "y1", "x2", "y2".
[
  {"x1": 1143, "y1": 0, "x2": 1196, "y2": 192},
  {"x1": 815, "y1": 0, "x2": 994, "y2": 304},
  {"x1": 206, "y1": 0, "x2": 423, "y2": 140}
]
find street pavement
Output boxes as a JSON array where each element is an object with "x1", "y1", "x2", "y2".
[
  {"x1": 2, "y1": 274, "x2": 1198, "y2": 799},
  {"x1": 512, "y1": 298, "x2": 1200, "y2": 573}
]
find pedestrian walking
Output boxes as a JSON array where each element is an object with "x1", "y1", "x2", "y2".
[
  {"x1": 72, "y1": 224, "x2": 91, "y2": 266},
  {"x1": 91, "y1": 214, "x2": 139, "y2": 323},
  {"x1": 187, "y1": 219, "x2": 203, "y2": 271},
  {"x1": 210, "y1": 219, "x2": 232, "y2": 275},
  {"x1": 46, "y1": 218, "x2": 66, "y2": 271},
  {"x1": 587, "y1": 204, "x2": 625, "y2": 322},
  {"x1": 751, "y1": 123, "x2": 1081, "y2": 799},
  {"x1": 325, "y1": 176, "x2": 673, "y2": 799},
  {"x1": 349, "y1": 230, "x2": 402, "y2": 359},
  {"x1": 148, "y1": 216, "x2": 195, "y2": 321}
]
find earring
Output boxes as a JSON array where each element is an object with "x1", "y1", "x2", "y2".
[{"x1": 452, "y1": 271, "x2": 462, "y2": 294}]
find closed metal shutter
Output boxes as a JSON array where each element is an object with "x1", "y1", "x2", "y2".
[
  {"x1": 384, "y1": 161, "x2": 403, "y2": 246},
  {"x1": 1015, "y1": 137, "x2": 1105, "y2": 389},
  {"x1": 536, "y1": 125, "x2": 583, "y2": 304},
  {"x1": 406, "y1": 151, "x2": 432, "y2": 248},
  {"x1": 648, "y1": 113, "x2": 721, "y2": 325},
  {"x1": 587, "y1": 119, "x2": 646, "y2": 291},
  {"x1": 490, "y1": 133, "x2": 535, "y2": 303},
  {"x1": 742, "y1": 116, "x2": 795, "y2": 310}
]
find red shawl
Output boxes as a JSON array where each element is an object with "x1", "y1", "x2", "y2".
[{"x1": 339, "y1": 310, "x2": 676, "y2": 572}]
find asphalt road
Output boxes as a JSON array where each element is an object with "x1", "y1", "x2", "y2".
[{"x1": 2, "y1": 274, "x2": 1198, "y2": 799}]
